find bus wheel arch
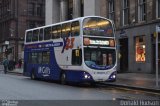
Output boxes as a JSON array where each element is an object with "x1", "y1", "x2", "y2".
[{"x1": 60, "y1": 71, "x2": 67, "y2": 85}]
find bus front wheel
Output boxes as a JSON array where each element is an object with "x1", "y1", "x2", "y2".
[{"x1": 60, "y1": 72, "x2": 66, "y2": 85}]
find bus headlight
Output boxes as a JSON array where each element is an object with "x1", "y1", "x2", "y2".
[
  {"x1": 84, "y1": 72, "x2": 91, "y2": 79},
  {"x1": 109, "y1": 72, "x2": 117, "y2": 80},
  {"x1": 84, "y1": 74, "x2": 91, "y2": 79},
  {"x1": 111, "y1": 74, "x2": 116, "y2": 79},
  {"x1": 84, "y1": 75, "x2": 88, "y2": 79}
]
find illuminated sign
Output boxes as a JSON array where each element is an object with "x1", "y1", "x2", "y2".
[
  {"x1": 84, "y1": 37, "x2": 115, "y2": 47},
  {"x1": 89, "y1": 40, "x2": 109, "y2": 46}
]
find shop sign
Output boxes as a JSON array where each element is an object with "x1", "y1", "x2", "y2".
[
  {"x1": 120, "y1": 29, "x2": 127, "y2": 37},
  {"x1": 5, "y1": 41, "x2": 9, "y2": 45}
]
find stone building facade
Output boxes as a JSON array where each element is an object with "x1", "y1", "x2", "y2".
[
  {"x1": 0, "y1": 0, "x2": 45, "y2": 62},
  {"x1": 45, "y1": 0, "x2": 101, "y2": 24},
  {"x1": 46, "y1": 0, "x2": 160, "y2": 73},
  {"x1": 100, "y1": 0, "x2": 160, "y2": 73}
]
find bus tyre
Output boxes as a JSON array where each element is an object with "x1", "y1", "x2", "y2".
[
  {"x1": 61, "y1": 72, "x2": 66, "y2": 85},
  {"x1": 90, "y1": 82, "x2": 96, "y2": 87},
  {"x1": 31, "y1": 71, "x2": 36, "y2": 80}
]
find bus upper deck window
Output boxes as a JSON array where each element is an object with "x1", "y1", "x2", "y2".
[
  {"x1": 39, "y1": 29, "x2": 44, "y2": 41},
  {"x1": 52, "y1": 25, "x2": 61, "y2": 39},
  {"x1": 71, "y1": 21, "x2": 80, "y2": 36},
  {"x1": 26, "y1": 31, "x2": 32, "y2": 42},
  {"x1": 44, "y1": 27, "x2": 52, "y2": 40},
  {"x1": 62, "y1": 23, "x2": 71, "y2": 38},
  {"x1": 32, "y1": 30, "x2": 39, "y2": 42}
]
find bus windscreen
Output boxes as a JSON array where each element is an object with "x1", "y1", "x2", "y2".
[{"x1": 83, "y1": 17, "x2": 114, "y2": 37}]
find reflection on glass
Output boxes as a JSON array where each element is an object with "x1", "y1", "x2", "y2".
[
  {"x1": 83, "y1": 17, "x2": 113, "y2": 37},
  {"x1": 84, "y1": 48, "x2": 116, "y2": 69}
]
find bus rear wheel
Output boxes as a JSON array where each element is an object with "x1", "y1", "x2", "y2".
[
  {"x1": 60, "y1": 72, "x2": 66, "y2": 85},
  {"x1": 31, "y1": 71, "x2": 36, "y2": 80}
]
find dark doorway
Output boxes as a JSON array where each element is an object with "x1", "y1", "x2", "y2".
[
  {"x1": 119, "y1": 38, "x2": 128, "y2": 72},
  {"x1": 152, "y1": 43, "x2": 160, "y2": 74}
]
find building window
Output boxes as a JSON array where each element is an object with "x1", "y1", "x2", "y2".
[
  {"x1": 81, "y1": 0, "x2": 84, "y2": 17},
  {"x1": 138, "y1": 0, "x2": 146, "y2": 21},
  {"x1": 135, "y1": 36, "x2": 146, "y2": 62},
  {"x1": 68, "y1": 0, "x2": 73, "y2": 20},
  {"x1": 28, "y1": 21, "x2": 44, "y2": 29},
  {"x1": 28, "y1": 1, "x2": 45, "y2": 17},
  {"x1": 37, "y1": 4, "x2": 43, "y2": 16},
  {"x1": 157, "y1": 0, "x2": 160, "y2": 18},
  {"x1": 108, "y1": 0, "x2": 115, "y2": 21},
  {"x1": 28, "y1": 3, "x2": 35, "y2": 16},
  {"x1": 122, "y1": 0, "x2": 129, "y2": 25}
]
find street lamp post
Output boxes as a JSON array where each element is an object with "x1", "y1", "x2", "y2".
[
  {"x1": 15, "y1": 0, "x2": 19, "y2": 62},
  {"x1": 156, "y1": 25, "x2": 160, "y2": 88},
  {"x1": 4, "y1": 41, "x2": 9, "y2": 58}
]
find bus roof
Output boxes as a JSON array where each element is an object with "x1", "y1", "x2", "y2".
[{"x1": 26, "y1": 16, "x2": 110, "y2": 32}]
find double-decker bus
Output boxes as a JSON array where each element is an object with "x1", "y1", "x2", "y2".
[{"x1": 24, "y1": 16, "x2": 117, "y2": 84}]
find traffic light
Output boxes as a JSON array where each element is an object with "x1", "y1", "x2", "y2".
[
  {"x1": 8, "y1": 48, "x2": 12, "y2": 54},
  {"x1": 5, "y1": 49, "x2": 8, "y2": 55},
  {"x1": 5, "y1": 48, "x2": 12, "y2": 55}
]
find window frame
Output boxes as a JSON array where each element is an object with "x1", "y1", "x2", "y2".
[
  {"x1": 52, "y1": 25, "x2": 61, "y2": 39},
  {"x1": 32, "y1": 29, "x2": 39, "y2": 42},
  {"x1": 108, "y1": 0, "x2": 115, "y2": 21},
  {"x1": 61, "y1": 23, "x2": 71, "y2": 38},
  {"x1": 71, "y1": 21, "x2": 80, "y2": 37},
  {"x1": 28, "y1": 51, "x2": 50, "y2": 64},
  {"x1": 138, "y1": 0, "x2": 146, "y2": 21},
  {"x1": 135, "y1": 36, "x2": 146, "y2": 63},
  {"x1": 157, "y1": 0, "x2": 160, "y2": 18},
  {"x1": 42, "y1": 51, "x2": 50, "y2": 64},
  {"x1": 26, "y1": 31, "x2": 33, "y2": 43},
  {"x1": 122, "y1": 0, "x2": 129, "y2": 26},
  {"x1": 44, "y1": 26, "x2": 52, "y2": 40},
  {"x1": 39, "y1": 28, "x2": 44, "y2": 41}
]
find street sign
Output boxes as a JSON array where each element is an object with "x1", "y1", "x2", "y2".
[
  {"x1": 5, "y1": 41, "x2": 9, "y2": 45},
  {"x1": 155, "y1": 25, "x2": 159, "y2": 88},
  {"x1": 154, "y1": 32, "x2": 158, "y2": 38},
  {"x1": 156, "y1": 25, "x2": 160, "y2": 32}
]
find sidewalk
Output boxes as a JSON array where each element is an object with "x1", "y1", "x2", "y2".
[
  {"x1": 0, "y1": 64, "x2": 23, "y2": 74},
  {"x1": 8, "y1": 68, "x2": 23, "y2": 74},
  {"x1": 104, "y1": 73, "x2": 160, "y2": 92},
  {"x1": 6, "y1": 67, "x2": 160, "y2": 92}
]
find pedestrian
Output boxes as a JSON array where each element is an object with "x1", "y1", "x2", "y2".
[
  {"x1": 3, "y1": 57, "x2": 9, "y2": 74},
  {"x1": 8, "y1": 60, "x2": 14, "y2": 71},
  {"x1": 18, "y1": 59, "x2": 22, "y2": 68}
]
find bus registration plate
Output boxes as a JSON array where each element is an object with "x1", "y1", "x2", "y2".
[{"x1": 97, "y1": 72, "x2": 105, "y2": 74}]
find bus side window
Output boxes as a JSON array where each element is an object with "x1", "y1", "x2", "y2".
[
  {"x1": 62, "y1": 23, "x2": 71, "y2": 38},
  {"x1": 38, "y1": 52, "x2": 42, "y2": 64},
  {"x1": 32, "y1": 29, "x2": 39, "y2": 42},
  {"x1": 32, "y1": 53, "x2": 38, "y2": 64},
  {"x1": 52, "y1": 25, "x2": 61, "y2": 39},
  {"x1": 71, "y1": 21, "x2": 80, "y2": 36},
  {"x1": 44, "y1": 27, "x2": 52, "y2": 40},
  {"x1": 28, "y1": 52, "x2": 32, "y2": 63},
  {"x1": 42, "y1": 51, "x2": 50, "y2": 64},
  {"x1": 39, "y1": 28, "x2": 44, "y2": 41},
  {"x1": 72, "y1": 49, "x2": 82, "y2": 65},
  {"x1": 26, "y1": 31, "x2": 32, "y2": 42},
  {"x1": 57, "y1": 25, "x2": 61, "y2": 38}
]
